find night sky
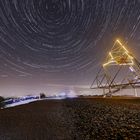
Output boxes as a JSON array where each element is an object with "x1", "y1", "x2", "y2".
[{"x1": 0, "y1": 0, "x2": 140, "y2": 96}]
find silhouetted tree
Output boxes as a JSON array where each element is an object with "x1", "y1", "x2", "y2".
[{"x1": 40, "y1": 93, "x2": 46, "y2": 98}]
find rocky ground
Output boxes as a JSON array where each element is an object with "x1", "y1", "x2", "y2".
[{"x1": 0, "y1": 98, "x2": 140, "y2": 140}]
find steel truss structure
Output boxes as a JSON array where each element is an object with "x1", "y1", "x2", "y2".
[{"x1": 90, "y1": 39, "x2": 140, "y2": 97}]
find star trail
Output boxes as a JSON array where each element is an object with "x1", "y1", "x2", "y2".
[{"x1": 0, "y1": 0, "x2": 140, "y2": 95}]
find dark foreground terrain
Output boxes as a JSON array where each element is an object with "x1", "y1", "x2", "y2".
[{"x1": 0, "y1": 97, "x2": 140, "y2": 140}]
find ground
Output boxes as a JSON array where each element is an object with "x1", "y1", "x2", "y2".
[{"x1": 0, "y1": 97, "x2": 140, "y2": 140}]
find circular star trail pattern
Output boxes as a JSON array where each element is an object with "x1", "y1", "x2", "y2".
[{"x1": 0, "y1": 0, "x2": 140, "y2": 84}]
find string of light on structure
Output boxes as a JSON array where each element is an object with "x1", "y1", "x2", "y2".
[{"x1": 103, "y1": 39, "x2": 134, "y2": 67}]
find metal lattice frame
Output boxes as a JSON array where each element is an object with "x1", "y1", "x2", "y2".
[{"x1": 90, "y1": 39, "x2": 140, "y2": 97}]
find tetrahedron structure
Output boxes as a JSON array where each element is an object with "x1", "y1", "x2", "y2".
[
  {"x1": 90, "y1": 39, "x2": 140, "y2": 97},
  {"x1": 103, "y1": 39, "x2": 134, "y2": 67}
]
